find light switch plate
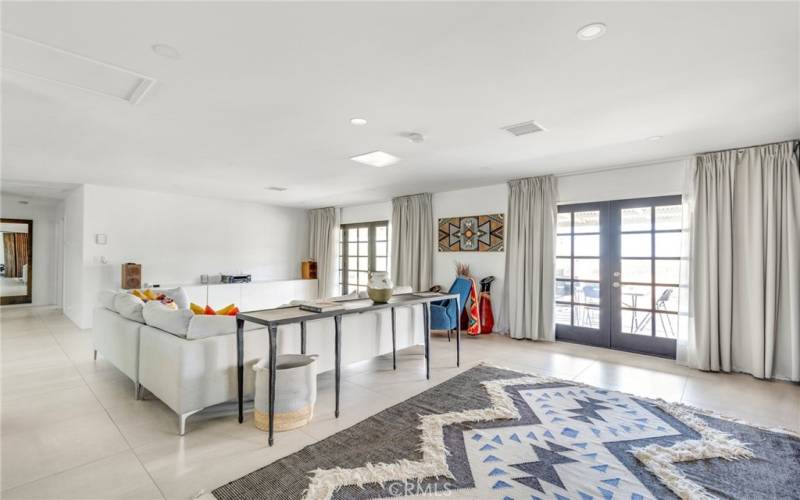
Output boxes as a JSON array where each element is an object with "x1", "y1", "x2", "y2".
[{"x1": 95, "y1": 233, "x2": 107, "y2": 245}]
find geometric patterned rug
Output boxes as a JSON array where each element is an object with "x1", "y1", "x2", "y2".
[{"x1": 213, "y1": 364, "x2": 800, "y2": 500}]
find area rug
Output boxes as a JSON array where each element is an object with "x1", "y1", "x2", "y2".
[{"x1": 213, "y1": 364, "x2": 800, "y2": 500}]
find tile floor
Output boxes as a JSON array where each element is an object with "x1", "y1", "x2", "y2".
[{"x1": 1, "y1": 306, "x2": 798, "y2": 499}]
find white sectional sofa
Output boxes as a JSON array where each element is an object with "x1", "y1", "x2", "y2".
[{"x1": 91, "y1": 284, "x2": 424, "y2": 434}]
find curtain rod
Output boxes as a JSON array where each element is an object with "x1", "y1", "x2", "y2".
[
  {"x1": 554, "y1": 155, "x2": 689, "y2": 179},
  {"x1": 697, "y1": 139, "x2": 799, "y2": 156}
]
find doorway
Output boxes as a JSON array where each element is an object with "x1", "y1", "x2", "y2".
[
  {"x1": 555, "y1": 196, "x2": 681, "y2": 358},
  {"x1": 1, "y1": 218, "x2": 33, "y2": 305}
]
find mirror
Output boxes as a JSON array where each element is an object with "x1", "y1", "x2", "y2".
[{"x1": 1, "y1": 219, "x2": 33, "y2": 305}]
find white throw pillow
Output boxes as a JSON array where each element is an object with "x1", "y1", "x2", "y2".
[
  {"x1": 187, "y1": 315, "x2": 238, "y2": 340},
  {"x1": 97, "y1": 289, "x2": 118, "y2": 312},
  {"x1": 142, "y1": 301, "x2": 192, "y2": 337},
  {"x1": 148, "y1": 287, "x2": 189, "y2": 309},
  {"x1": 114, "y1": 292, "x2": 146, "y2": 323}
]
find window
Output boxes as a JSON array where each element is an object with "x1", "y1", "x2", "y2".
[{"x1": 338, "y1": 221, "x2": 389, "y2": 295}]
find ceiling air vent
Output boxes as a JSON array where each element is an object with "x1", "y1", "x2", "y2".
[{"x1": 501, "y1": 120, "x2": 547, "y2": 137}]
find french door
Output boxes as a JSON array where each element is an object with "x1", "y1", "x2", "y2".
[{"x1": 555, "y1": 196, "x2": 681, "y2": 358}]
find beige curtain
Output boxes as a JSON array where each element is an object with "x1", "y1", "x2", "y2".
[
  {"x1": 679, "y1": 141, "x2": 800, "y2": 381},
  {"x1": 503, "y1": 176, "x2": 557, "y2": 340},
  {"x1": 391, "y1": 193, "x2": 433, "y2": 291},
  {"x1": 308, "y1": 207, "x2": 339, "y2": 298}
]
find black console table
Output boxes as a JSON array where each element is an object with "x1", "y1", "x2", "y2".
[{"x1": 235, "y1": 292, "x2": 460, "y2": 446}]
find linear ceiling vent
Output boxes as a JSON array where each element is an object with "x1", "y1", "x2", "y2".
[
  {"x1": 1, "y1": 32, "x2": 156, "y2": 105},
  {"x1": 501, "y1": 120, "x2": 547, "y2": 137}
]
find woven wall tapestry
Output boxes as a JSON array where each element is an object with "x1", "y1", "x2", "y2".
[{"x1": 438, "y1": 214, "x2": 504, "y2": 252}]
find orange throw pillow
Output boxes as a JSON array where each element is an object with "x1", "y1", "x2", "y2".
[
  {"x1": 204, "y1": 305, "x2": 216, "y2": 315},
  {"x1": 227, "y1": 307, "x2": 240, "y2": 316}
]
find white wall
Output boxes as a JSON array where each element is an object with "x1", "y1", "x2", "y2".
[
  {"x1": 557, "y1": 159, "x2": 686, "y2": 204},
  {"x1": 64, "y1": 184, "x2": 308, "y2": 328},
  {"x1": 339, "y1": 159, "x2": 688, "y2": 332},
  {"x1": 0, "y1": 194, "x2": 62, "y2": 306},
  {"x1": 62, "y1": 186, "x2": 85, "y2": 326}
]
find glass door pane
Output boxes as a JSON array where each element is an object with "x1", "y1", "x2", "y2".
[
  {"x1": 554, "y1": 203, "x2": 610, "y2": 347},
  {"x1": 610, "y1": 196, "x2": 681, "y2": 358}
]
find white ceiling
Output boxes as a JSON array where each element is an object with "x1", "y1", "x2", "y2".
[
  {"x1": 2, "y1": 2, "x2": 798, "y2": 208},
  {"x1": 1, "y1": 180, "x2": 78, "y2": 202}
]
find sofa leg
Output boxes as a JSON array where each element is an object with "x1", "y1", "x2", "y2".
[
  {"x1": 179, "y1": 409, "x2": 202, "y2": 436},
  {"x1": 93, "y1": 350, "x2": 97, "y2": 360},
  {"x1": 134, "y1": 382, "x2": 143, "y2": 400}
]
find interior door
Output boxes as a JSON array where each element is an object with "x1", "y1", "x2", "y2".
[{"x1": 609, "y1": 196, "x2": 681, "y2": 358}]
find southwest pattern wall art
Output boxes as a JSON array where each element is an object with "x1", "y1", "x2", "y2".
[{"x1": 438, "y1": 214, "x2": 504, "y2": 252}]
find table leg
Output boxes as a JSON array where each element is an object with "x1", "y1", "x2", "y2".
[
  {"x1": 236, "y1": 318, "x2": 244, "y2": 424},
  {"x1": 455, "y1": 296, "x2": 461, "y2": 367},
  {"x1": 423, "y1": 302, "x2": 430, "y2": 380},
  {"x1": 334, "y1": 315, "x2": 342, "y2": 418},
  {"x1": 391, "y1": 307, "x2": 397, "y2": 370},
  {"x1": 268, "y1": 324, "x2": 277, "y2": 446},
  {"x1": 300, "y1": 321, "x2": 306, "y2": 355}
]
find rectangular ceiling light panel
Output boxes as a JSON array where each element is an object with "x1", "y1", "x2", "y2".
[
  {"x1": 350, "y1": 151, "x2": 400, "y2": 168},
  {"x1": 1, "y1": 32, "x2": 155, "y2": 104}
]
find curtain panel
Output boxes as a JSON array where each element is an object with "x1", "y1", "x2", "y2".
[
  {"x1": 503, "y1": 176, "x2": 557, "y2": 341},
  {"x1": 390, "y1": 193, "x2": 433, "y2": 291},
  {"x1": 679, "y1": 141, "x2": 800, "y2": 381},
  {"x1": 307, "y1": 207, "x2": 339, "y2": 299}
]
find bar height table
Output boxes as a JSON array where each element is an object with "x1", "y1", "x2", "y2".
[{"x1": 235, "y1": 292, "x2": 461, "y2": 446}]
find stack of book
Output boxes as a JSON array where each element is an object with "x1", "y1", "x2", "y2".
[{"x1": 297, "y1": 301, "x2": 344, "y2": 313}]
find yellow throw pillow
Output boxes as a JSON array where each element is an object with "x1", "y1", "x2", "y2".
[
  {"x1": 216, "y1": 304, "x2": 236, "y2": 315},
  {"x1": 131, "y1": 289, "x2": 148, "y2": 301},
  {"x1": 190, "y1": 302, "x2": 205, "y2": 315},
  {"x1": 143, "y1": 289, "x2": 159, "y2": 301}
]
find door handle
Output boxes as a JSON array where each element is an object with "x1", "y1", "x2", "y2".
[
  {"x1": 613, "y1": 271, "x2": 621, "y2": 277},
  {"x1": 612, "y1": 282, "x2": 620, "y2": 288}
]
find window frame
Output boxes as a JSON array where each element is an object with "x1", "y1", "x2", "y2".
[{"x1": 338, "y1": 220, "x2": 389, "y2": 295}]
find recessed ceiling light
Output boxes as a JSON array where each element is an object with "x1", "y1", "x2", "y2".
[
  {"x1": 350, "y1": 118, "x2": 367, "y2": 126},
  {"x1": 406, "y1": 132, "x2": 425, "y2": 143},
  {"x1": 350, "y1": 150, "x2": 400, "y2": 168},
  {"x1": 647, "y1": 135, "x2": 663, "y2": 141},
  {"x1": 265, "y1": 186, "x2": 287, "y2": 192},
  {"x1": 576, "y1": 23, "x2": 607, "y2": 41},
  {"x1": 152, "y1": 44, "x2": 181, "y2": 59}
]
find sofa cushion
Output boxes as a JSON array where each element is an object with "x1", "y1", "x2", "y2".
[
  {"x1": 143, "y1": 300, "x2": 192, "y2": 337},
  {"x1": 150, "y1": 287, "x2": 190, "y2": 309},
  {"x1": 114, "y1": 292, "x2": 146, "y2": 323},
  {"x1": 97, "y1": 289, "x2": 118, "y2": 312}
]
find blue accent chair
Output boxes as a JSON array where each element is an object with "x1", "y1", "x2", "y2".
[{"x1": 430, "y1": 277, "x2": 473, "y2": 341}]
